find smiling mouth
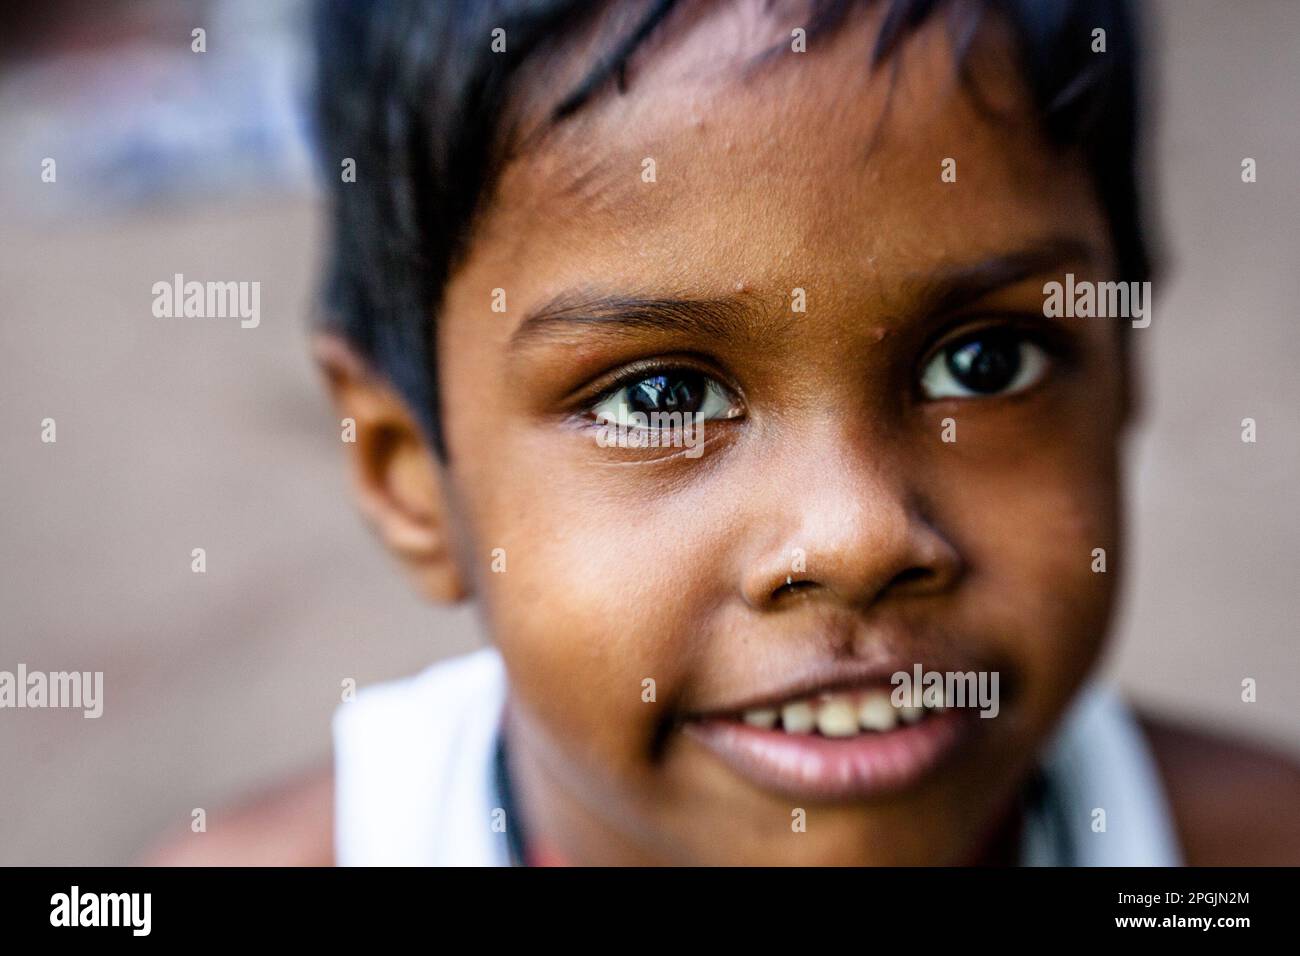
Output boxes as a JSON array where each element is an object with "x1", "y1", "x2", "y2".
[
  {"x1": 730, "y1": 684, "x2": 947, "y2": 737},
  {"x1": 681, "y1": 679, "x2": 981, "y2": 800}
]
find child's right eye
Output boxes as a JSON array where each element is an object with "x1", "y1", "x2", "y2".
[
  {"x1": 590, "y1": 369, "x2": 742, "y2": 426},
  {"x1": 919, "y1": 329, "x2": 1051, "y2": 400}
]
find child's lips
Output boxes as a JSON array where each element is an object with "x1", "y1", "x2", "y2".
[
  {"x1": 678, "y1": 655, "x2": 995, "y2": 800},
  {"x1": 682, "y1": 704, "x2": 973, "y2": 800}
]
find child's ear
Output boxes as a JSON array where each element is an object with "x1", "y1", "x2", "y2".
[{"x1": 312, "y1": 333, "x2": 468, "y2": 604}]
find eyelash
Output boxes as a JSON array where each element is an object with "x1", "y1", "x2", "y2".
[
  {"x1": 916, "y1": 320, "x2": 1070, "y2": 394},
  {"x1": 581, "y1": 358, "x2": 741, "y2": 415}
]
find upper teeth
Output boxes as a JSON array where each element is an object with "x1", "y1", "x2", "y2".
[
  {"x1": 779, "y1": 701, "x2": 815, "y2": 734},
  {"x1": 857, "y1": 693, "x2": 896, "y2": 732},
  {"x1": 816, "y1": 698, "x2": 859, "y2": 737},
  {"x1": 742, "y1": 688, "x2": 943, "y2": 736}
]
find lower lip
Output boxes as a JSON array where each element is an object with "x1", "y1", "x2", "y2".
[{"x1": 682, "y1": 709, "x2": 973, "y2": 800}]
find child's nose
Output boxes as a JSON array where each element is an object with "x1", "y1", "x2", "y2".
[{"x1": 735, "y1": 445, "x2": 964, "y2": 614}]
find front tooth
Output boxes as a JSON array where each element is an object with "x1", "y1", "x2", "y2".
[
  {"x1": 858, "y1": 692, "x2": 898, "y2": 732},
  {"x1": 815, "y1": 696, "x2": 859, "y2": 737},
  {"x1": 897, "y1": 704, "x2": 924, "y2": 724},
  {"x1": 743, "y1": 708, "x2": 778, "y2": 729},
  {"x1": 780, "y1": 701, "x2": 815, "y2": 734}
]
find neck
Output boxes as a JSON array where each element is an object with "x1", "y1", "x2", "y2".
[{"x1": 500, "y1": 704, "x2": 661, "y2": 866}]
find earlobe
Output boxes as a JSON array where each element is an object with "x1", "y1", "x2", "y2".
[{"x1": 312, "y1": 333, "x2": 468, "y2": 604}]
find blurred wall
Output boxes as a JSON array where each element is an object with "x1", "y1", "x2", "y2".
[{"x1": 0, "y1": 0, "x2": 1297, "y2": 864}]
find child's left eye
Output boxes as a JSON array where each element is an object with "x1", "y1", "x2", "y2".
[
  {"x1": 591, "y1": 370, "x2": 741, "y2": 426},
  {"x1": 920, "y1": 329, "x2": 1050, "y2": 399}
]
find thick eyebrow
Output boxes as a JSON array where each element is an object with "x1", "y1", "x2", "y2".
[
  {"x1": 509, "y1": 291, "x2": 766, "y2": 352},
  {"x1": 509, "y1": 236, "x2": 1100, "y2": 352},
  {"x1": 908, "y1": 236, "x2": 1100, "y2": 318}
]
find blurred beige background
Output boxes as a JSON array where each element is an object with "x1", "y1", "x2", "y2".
[{"x1": 1, "y1": 0, "x2": 1297, "y2": 864}]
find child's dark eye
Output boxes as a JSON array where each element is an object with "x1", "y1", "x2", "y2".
[
  {"x1": 920, "y1": 329, "x2": 1049, "y2": 399},
  {"x1": 590, "y1": 370, "x2": 741, "y2": 425}
]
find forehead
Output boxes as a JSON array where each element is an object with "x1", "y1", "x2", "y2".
[{"x1": 450, "y1": 1, "x2": 1108, "y2": 323}]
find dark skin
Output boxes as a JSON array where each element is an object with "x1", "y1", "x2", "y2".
[{"x1": 146, "y1": 4, "x2": 1300, "y2": 866}]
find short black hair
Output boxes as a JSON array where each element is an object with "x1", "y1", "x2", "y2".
[{"x1": 313, "y1": 0, "x2": 1151, "y2": 459}]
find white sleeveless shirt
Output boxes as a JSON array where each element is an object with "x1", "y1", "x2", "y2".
[{"x1": 333, "y1": 647, "x2": 1182, "y2": 866}]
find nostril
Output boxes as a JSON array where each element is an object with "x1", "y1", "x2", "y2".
[
  {"x1": 773, "y1": 577, "x2": 819, "y2": 600},
  {"x1": 887, "y1": 566, "x2": 934, "y2": 591}
]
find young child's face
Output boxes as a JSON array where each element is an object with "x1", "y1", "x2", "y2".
[{"x1": 426, "y1": 6, "x2": 1128, "y2": 864}]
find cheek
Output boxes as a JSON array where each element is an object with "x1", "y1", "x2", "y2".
[
  {"x1": 436, "y1": 328, "x2": 667, "y2": 778},
  {"x1": 461, "y1": 450, "x2": 730, "y2": 784},
  {"x1": 921, "y1": 400, "x2": 1123, "y2": 727}
]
